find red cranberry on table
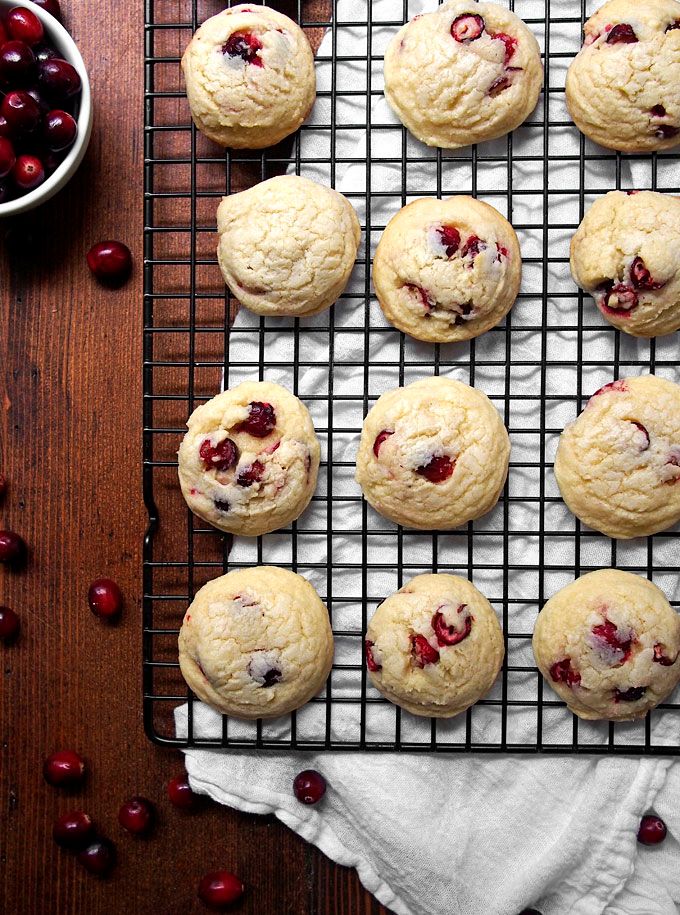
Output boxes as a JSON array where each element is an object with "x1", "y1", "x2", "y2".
[
  {"x1": 86, "y1": 241, "x2": 133, "y2": 286},
  {"x1": 32, "y1": 0, "x2": 62, "y2": 20},
  {"x1": 43, "y1": 749, "x2": 86, "y2": 788},
  {"x1": 0, "y1": 40, "x2": 36, "y2": 84},
  {"x1": 118, "y1": 796, "x2": 155, "y2": 836},
  {"x1": 77, "y1": 839, "x2": 116, "y2": 877},
  {"x1": 53, "y1": 810, "x2": 95, "y2": 849},
  {"x1": 293, "y1": 769, "x2": 327, "y2": 805},
  {"x1": 167, "y1": 772, "x2": 197, "y2": 810},
  {"x1": 637, "y1": 814, "x2": 667, "y2": 846},
  {"x1": 6, "y1": 8, "x2": 44, "y2": 46},
  {"x1": 0, "y1": 606, "x2": 20, "y2": 641},
  {"x1": 0, "y1": 529, "x2": 27, "y2": 565},
  {"x1": 198, "y1": 871, "x2": 245, "y2": 910},
  {"x1": 1, "y1": 90, "x2": 41, "y2": 132},
  {"x1": 12, "y1": 154, "x2": 45, "y2": 190},
  {"x1": 37, "y1": 57, "x2": 81, "y2": 100},
  {"x1": 44, "y1": 109, "x2": 76, "y2": 150},
  {"x1": 88, "y1": 578, "x2": 123, "y2": 620}
]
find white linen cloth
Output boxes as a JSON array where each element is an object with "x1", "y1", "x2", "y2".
[{"x1": 176, "y1": 2, "x2": 680, "y2": 912}]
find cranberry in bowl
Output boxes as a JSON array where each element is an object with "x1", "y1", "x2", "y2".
[{"x1": 0, "y1": 0, "x2": 91, "y2": 215}]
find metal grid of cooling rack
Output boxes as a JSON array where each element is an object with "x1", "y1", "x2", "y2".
[{"x1": 143, "y1": 0, "x2": 680, "y2": 753}]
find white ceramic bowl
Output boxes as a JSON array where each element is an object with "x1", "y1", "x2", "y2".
[{"x1": 0, "y1": 0, "x2": 91, "y2": 216}]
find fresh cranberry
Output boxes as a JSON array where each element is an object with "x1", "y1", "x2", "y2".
[
  {"x1": 0, "y1": 20, "x2": 7, "y2": 44},
  {"x1": 0, "y1": 40, "x2": 36, "y2": 84},
  {"x1": 38, "y1": 58, "x2": 81, "y2": 100},
  {"x1": 405, "y1": 282, "x2": 434, "y2": 311},
  {"x1": 437, "y1": 225, "x2": 460, "y2": 257},
  {"x1": 549, "y1": 657, "x2": 581, "y2": 687},
  {"x1": 488, "y1": 75, "x2": 510, "y2": 96},
  {"x1": 614, "y1": 685, "x2": 646, "y2": 702},
  {"x1": 606, "y1": 23, "x2": 637, "y2": 44},
  {"x1": 0, "y1": 530, "x2": 26, "y2": 565},
  {"x1": 0, "y1": 606, "x2": 20, "y2": 641},
  {"x1": 167, "y1": 773, "x2": 197, "y2": 810},
  {"x1": 462, "y1": 235, "x2": 486, "y2": 259},
  {"x1": 293, "y1": 769, "x2": 326, "y2": 805},
  {"x1": 0, "y1": 115, "x2": 12, "y2": 138},
  {"x1": 599, "y1": 282, "x2": 638, "y2": 314},
  {"x1": 7, "y1": 8, "x2": 44, "y2": 45},
  {"x1": 32, "y1": 0, "x2": 62, "y2": 19},
  {"x1": 236, "y1": 460, "x2": 264, "y2": 487},
  {"x1": 34, "y1": 44, "x2": 58, "y2": 63},
  {"x1": 365, "y1": 639, "x2": 381, "y2": 672},
  {"x1": 222, "y1": 31, "x2": 263, "y2": 66},
  {"x1": 650, "y1": 104, "x2": 667, "y2": 117},
  {"x1": 213, "y1": 499, "x2": 230, "y2": 513},
  {"x1": 493, "y1": 31, "x2": 517, "y2": 63},
  {"x1": 416, "y1": 454, "x2": 454, "y2": 483},
  {"x1": 118, "y1": 796, "x2": 155, "y2": 836},
  {"x1": 1, "y1": 90, "x2": 40, "y2": 132},
  {"x1": 53, "y1": 811, "x2": 95, "y2": 849},
  {"x1": 432, "y1": 605, "x2": 472, "y2": 647},
  {"x1": 199, "y1": 437, "x2": 239, "y2": 472},
  {"x1": 630, "y1": 257, "x2": 663, "y2": 290},
  {"x1": 12, "y1": 153, "x2": 44, "y2": 190},
  {"x1": 0, "y1": 137, "x2": 15, "y2": 178},
  {"x1": 77, "y1": 839, "x2": 116, "y2": 877},
  {"x1": 630, "y1": 422, "x2": 650, "y2": 450},
  {"x1": 653, "y1": 644, "x2": 677, "y2": 666},
  {"x1": 451, "y1": 13, "x2": 484, "y2": 42},
  {"x1": 236, "y1": 401, "x2": 276, "y2": 438},
  {"x1": 43, "y1": 109, "x2": 76, "y2": 151},
  {"x1": 86, "y1": 240, "x2": 132, "y2": 286},
  {"x1": 593, "y1": 379, "x2": 627, "y2": 397},
  {"x1": 655, "y1": 124, "x2": 678, "y2": 140},
  {"x1": 373, "y1": 429, "x2": 393, "y2": 458},
  {"x1": 25, "y1": 87, "x2": 48, "y2": 113},
  {"x1": 198, "y1": 871, "x2": 245, "y2": 910},
  {"x1": 637, "y1": 814, "x2": 667, "y2": 845},
  {"x1": 411, "y1": 633, "x2": 440, "y2": 667},
  {"x1": 43, "y1": 749, "x2": 86, "y2": 788},
  {"x1": 88, "y1": 578, "x2": 123, "y2": 620}
]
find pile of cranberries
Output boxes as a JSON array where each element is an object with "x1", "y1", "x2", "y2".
[{"x1": 0, "y1": 2, "x2": 81, "y2": 202}]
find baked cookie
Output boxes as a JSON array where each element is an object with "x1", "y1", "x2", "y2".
[
  {"x1": 182, "y1": 4, "x2": 316, "y2": 149},
  {"x1": 383, "y1": 1, "x2": 543, "y2": 149},
  {"x1": 365, "y1": 574, "x2": 504, "y2": 718},
  {"x1": 533, "y1": 570, "x2": 680, "y2": 721},
  {"x1": 178, "y1": 566, "x2": 333, "y2": 719},
  {"x1": 372, "y1": 196, "x2": 521, "y2": 343},
  {"x1": 178, "y1": 381, "x2": 320, "y2": 537},
  {"x1": 355, "y1": 377, "x2": 510, "y2": 530},
  {"x1": 217, "y1": 175, "x2": 361, "y2": 318},
  {"x1": 554, "y1": 375, "x2": 680, "y2": 539},
  {"x1": 571, "y1": 191, "x2": 680, "y2": 338},
  {"x1": 565, "y1": 0, "x2": 680, "y2": 153}
]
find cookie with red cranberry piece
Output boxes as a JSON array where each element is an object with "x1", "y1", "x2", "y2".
[
  {"x1": 372, "y1": 195, "x2": 521, "y2": 342},
  {"x1": 179, "y1": 566, "x2": 333, "y2": 719},
  {"x1": 355, "y1": 376, "x2": 510, "y2": 530},
  {"x1": 566, "y1": 0, "x2": 680, "y2": 152},
  {"x1": 571, "y1": 191, "x2": 680, "y2": 337},
  {"x1": 554, "y1": 375, "x2": 680, "y2": 539},
  {"x1": 383, "y1": 0, "x2": 542, "y2": 149},
  {"x1": 533, "y1": 570, "x2": 680, "y2": 721},
  {"x1": 365, "y1": 573, "x2": 504, "y2": 717},
  {"x1": 217, "y1": 175, "x2": 360, "y2": 317},
  {"x1": 178, "y1": 381, "x2": 319, "y2": 536},
  {"x1": 182, "y1": 4, "x2": 316, "y2": 149}
]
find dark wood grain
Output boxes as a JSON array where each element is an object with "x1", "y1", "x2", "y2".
[{"x1": 0, "y1": 2, "x2": 390, "y2": 913}]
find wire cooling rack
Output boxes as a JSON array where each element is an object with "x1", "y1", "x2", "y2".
[{"x1": 143, "y1": 0, "x2": 680, "y2": 753}]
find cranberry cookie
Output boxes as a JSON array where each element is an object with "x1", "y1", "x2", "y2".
[
  {"x1": 533, "y1": 570, "x2": 680, "y2": 721},
  {"x1": 355, "y1": 377, "x2": 510, "y2": 530},
  {"x1": 365, "y1": 574, "x2": 504, "y2": 718},
  {"x1": 182, "y1": 4, "x2": 316, "y2": 149},
  {"x1": 178, "y1": 381, "x2": 320, "y2": 537},
  {"x1": 554, "y1": 375, "x2": 680, "y2": 539},
  {"x1": 372, "y1": 196, "x2": 521, "y2": 343},
  {"x1": 217, "y1": 175, "x2": 361, "y2": 318},
  {"x1": 179, "y1": 566, "x2": 333, "y2": 719},
  {"x1": 571, "y1": 191, "x2": 680, "y2": 338},
  {"x1": 566, "y1": 0, "x2": 680, "y2": 153},
  {"x1": 383, "y1": 1, "x2": 543, "y2": 149}
]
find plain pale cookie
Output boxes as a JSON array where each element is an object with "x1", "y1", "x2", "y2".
[
  {"x1": 570, "y1": 190, "x2": 680, "y2": 338},
  {"x1": 554, "y1": 375, "x2": 680, "y2": 539},
  {"x1": 365, "y1": 573, "x2": 504, "y2": 718},
  {"x1": 383, "y1": 0, "x2": 543, "y2": 149},
  {"x1": 178, "y1": 566, "x2": 334, "y2": 719},
  {"x1": 355, "y1": 376, "x2": 510, "y2": 530},
  {"x1": 533, "y1": 569, "x2": 680, "y2": 721},
  {"x1": 565, "y1": 0, "x2": 680, "y2": 153},
  {"x1": 217, "y1": 175, "x2": 361, "y2": 317},
  {"x1": 182, "y1": 4, "x2": 316, "y2": 149},
  {"x1": 372, "y1": 196, "x2": 521, "y2": 343},
  {"x1": 178, "y1": 381, "x2": 320, "y2": 537}
]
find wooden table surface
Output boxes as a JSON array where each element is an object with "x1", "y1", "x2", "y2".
[{"x1": 0, "y1": 2, "x2": 390, "y2": 912}]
